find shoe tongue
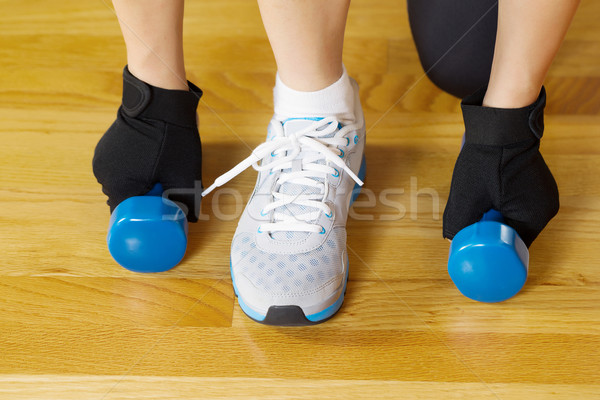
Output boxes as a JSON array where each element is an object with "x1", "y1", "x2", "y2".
[
  {"x1": 283, "y1": 118, "x2": 323, "y2": 137},
  {"x1": 271, "y1": 118, "x2": 327, "y2": 242}
]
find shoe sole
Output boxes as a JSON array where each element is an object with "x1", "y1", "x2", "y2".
[{"x1": 232, "y1": 155, "x2": 366, "y2": 326}]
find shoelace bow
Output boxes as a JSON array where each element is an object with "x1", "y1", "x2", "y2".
[{"x1": 202, "y1": 117, "x2": 363, "y2": 233}]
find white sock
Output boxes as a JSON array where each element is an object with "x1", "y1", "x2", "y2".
[{"x1": 273, "y1": 65, "x2": 356, "y2": 125}]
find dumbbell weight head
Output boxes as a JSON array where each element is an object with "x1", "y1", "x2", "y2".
[
  {"x1": 447, "y1": 210, "x2": 529, "y2": 303},
  {"x1": 107, "y1": 184, "x2": 188, "y2": 273}
]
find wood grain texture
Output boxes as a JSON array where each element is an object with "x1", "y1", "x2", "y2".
[
  {"x1": 0, "y1": 0, "x2": 599, "y2": 399},
  {"x1": 2, "y1": 376, "x2": 600, "y2": 400}
]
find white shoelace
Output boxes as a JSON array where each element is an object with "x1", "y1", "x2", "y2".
[{"x1": 202, "y1": 117, "x2": 363, "y2": 234}]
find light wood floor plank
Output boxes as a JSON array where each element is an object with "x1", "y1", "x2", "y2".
[{"x1": 5, "y1": 376, "x2": 597, "y2": 400}]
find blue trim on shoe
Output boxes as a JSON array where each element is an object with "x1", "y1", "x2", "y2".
[
  {"x1": 282, "y1": 117, "x2": 324, "y2": 124},
  {"x1": 282, "y1": 117, "x2": 343, "y2": 131}
]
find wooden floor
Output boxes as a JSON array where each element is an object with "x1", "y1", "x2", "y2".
[{"x1": 1, "y1": 1, "x2": 599, "y2": 399}]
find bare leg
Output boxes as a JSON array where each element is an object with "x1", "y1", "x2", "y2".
[
  {"x1": 483, "y1": 0, "x2": 580, "y2": 108},
  {"x1": 257, "y1": 0, "x2": 350, "y2": 91},
  {"x1": 112, "y1": 0, "x2": 188, "y2": 90}
]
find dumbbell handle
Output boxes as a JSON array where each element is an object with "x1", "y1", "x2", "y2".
[
  {"x1": 145, "y1": 183, "x2": 163, "y2": 197},
  {"x1": 480, "y1": 209, "x2": 503, "y2": 223}
]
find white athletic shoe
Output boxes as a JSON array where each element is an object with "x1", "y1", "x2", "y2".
[{"x1": 203, "y1": 79, "x2": 365, "y2": 325}]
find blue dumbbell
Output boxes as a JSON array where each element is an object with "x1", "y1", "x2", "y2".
[
  {"x1": 447, "y1": 209, "x2": 529, "y2": 303},
  {"x1": 107, "y1": 183, "x2": 188, "y2": 273}
]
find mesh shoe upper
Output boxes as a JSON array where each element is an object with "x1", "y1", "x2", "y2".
[{"x1": 231, "y1": 227, "x2": 347, "y2": 297}]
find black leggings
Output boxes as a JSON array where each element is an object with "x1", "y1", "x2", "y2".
[{"x1": 407, "y1": 0, "x2": 498, "y2": 99}]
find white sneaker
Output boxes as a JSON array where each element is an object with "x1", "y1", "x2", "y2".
[{"x1": 203, "y1": 79, "x2": 365, "y2": 325}]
